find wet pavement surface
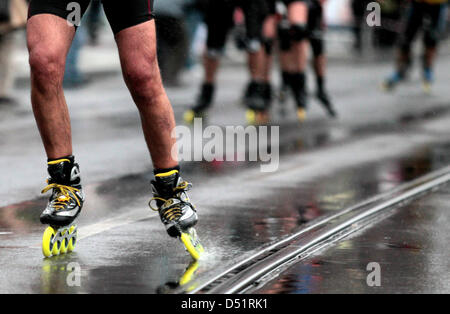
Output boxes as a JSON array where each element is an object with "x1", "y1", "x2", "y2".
[
  {"x1": 0, "y1": 135, "x2": 449, "y2": 293},
  {"x1": 1, "y1": 45, "x2": 450, "y2": 293},
  {"x1": 256, "y1": 183, "x2": 450, "y2": 294}
]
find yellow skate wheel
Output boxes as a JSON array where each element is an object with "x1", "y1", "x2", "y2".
[
  {"x1": 52, "y1": 235, "x2": 61, "y2": 256},
  {"x1": 42, "y1": 226, "x2": 56, "y2": 258},
  {"x1": 67, "y1": 226, "x2": 77, "y2": 252},
  {"x1": 297, "y1": 108, "x2": 307, "y2": 122},
  {"x1": 181, "y1": 231, "x2": 204, "y2": 261},
  {"x1": 59, "y1": 230, "x2": 69, "y2": 254},
  {"x1": 183, "y1": 110, "x2": 195, "y2": 124},
  {"x1": 423, "y1": 82, "x2": 432, "y2": 95},
  {"x1": 246, "y1": 110, "x2": 256, "y2": 124}
]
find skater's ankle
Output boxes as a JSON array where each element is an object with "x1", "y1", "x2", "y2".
[
  {"x1": 154, "y1": 165, "x2": 181, "y2": 177},
  {"x1": 47, "y1": 155, "x2": 81, "y2": 186}
]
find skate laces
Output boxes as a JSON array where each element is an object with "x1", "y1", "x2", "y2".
[
  {"x1": 149, "y1": 181, "x2": 192, "y2": 221},
  {"x1": 41, "y1": 183, "x2": 81, "y2": 210}
]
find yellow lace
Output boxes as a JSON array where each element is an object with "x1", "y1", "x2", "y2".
[
  {"x1": 149, "y1": 181, "x2": 191, "y2": 221},
  {"x1": 41, "y1": 183, "x2": 81, "y2": 210}
]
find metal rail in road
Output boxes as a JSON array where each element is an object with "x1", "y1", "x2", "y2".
[{"x1": 187, "y1": 166, "x2": 450, "y2": 294}]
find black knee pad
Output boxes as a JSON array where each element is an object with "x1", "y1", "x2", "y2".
[
  {"x1": 246, "y1": 38, "x2": 263, "y2": 53},
  {"x1": 290, "y1": 23, "x2": 308, "y2": 42},
  {"x1": 278, "y1": 20, "x2": 292, "y2": 51}
]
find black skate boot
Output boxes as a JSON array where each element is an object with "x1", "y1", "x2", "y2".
[
  {"x1": 245, "y1": 81, "x2": 269, "y2": 124},
  {"x1": 262, "y1": 82, "x2": 273, "y2": 109},
  {"x1": 40, "y1": 156, "x2": 84, "y2": 257},
  {"x1": 289, "y1": 72, "x2": 308, "y2": 122},
  {"x1": 184, "y1": 83, "x2": 215, "y2": 124},
  {"x1": 149, "y1": 169, "x2": 204, "y2": 259},
  {"x1": 316, "y1": 89, "x2": 337, "y2": 118},
  {"x1": 316, "y1": 76, "x2": 337, "y2": 118}
]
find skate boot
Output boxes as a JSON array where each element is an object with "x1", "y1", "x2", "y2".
[
  {"x1": 245, "y1": 81, "x2": 269, "y2": 125},
  {"x1": 40, "y1": 156, "x2": 84, "y2": 257},
  {"x1": 422, "y1": 68, "x2": 433, "y2": 94},
  {"x1": 149, "y1": 169, "x2": 204, "y2": 260},
  {"x1": 184, "y1": 83, "x2": 214, "y2": 124},
  {"x1": 317, "y1": 89, "x2": 337, "y2": 118},
  {"x1": 381, "y1": 72, "x2": 404, "y2": 92},
  {"x1": 289, "y1": 72, "x2": 308, "y2": 122}
]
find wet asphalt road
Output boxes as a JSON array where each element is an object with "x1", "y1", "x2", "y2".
[
  {"x1": 256, "y1": 183, "x2": 450, "y2": 294},
  {"x1": 1, "y1": 40, "x2": 450, "y2": 293}
]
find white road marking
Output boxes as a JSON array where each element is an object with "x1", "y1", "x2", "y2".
[{"x1": 0, "y1": 232, "x2": 13, "y2": 235}]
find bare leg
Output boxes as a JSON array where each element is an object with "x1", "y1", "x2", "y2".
[
  {"x1": 261, "y1": 15, "x2": 277, "y2": 82},
  {"x1": 203, "y1": 54, "x2": 221, "y2": 84},
  {"x1": 287, "y1": 2, "x2": 309, "y2": 72},
  {"x1": 115, "y1": 21, "x2": 178, "y2": 169},
  {"x1": 27, "y1": 14, "x2": 75, "y2": 159},
  {"x1": 313, "y1": 54, "x2": 326, "y2": 77},
  {"x1": 247, "y1": 49, "x2": 266, "y2": 82},
  {"x1": 423, "y1": 46, "x2": 436, "y2": 70}
]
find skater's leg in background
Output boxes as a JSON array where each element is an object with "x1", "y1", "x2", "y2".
[
  {"x1": 261, "y1": 14, "x2": 277, "y2": 83},
  {"x1": 283, "y1": 0, "x2": 309, "y2": 118},
  {"x1": 422, "y1": 3, "x2": 448, "y2": 82},
  {"x1": 393, "y1": 2, "x2": 423, "y2": 80},
  {"x1": 286, "y1": 1, "x2": 308, "y2": 73},
  {"x1": 0, "y1": 32, "x2": 16, "y2": 103},
  {"x1": 27, "y1": 14, "x2": 76, "y2": 159},
  {"x1": 116, "y1": 21, "x2": 178, "y2": 170},
  {"x1": 242, "y1": 0, "x2": 268, "y2": 83},
  {"x1": 203, "y1": 54, "x2": 221, "y2": 84},
  {"x1": 247, "y1": 50, "x2": 266, "y2": 82},
  {"x1": 184, "y1": 0, "x2": 233, "y2": 119}
]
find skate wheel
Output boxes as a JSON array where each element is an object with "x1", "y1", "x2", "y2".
[
  {"x1": 180, "y1": 230, "x2": 205, "y2": 261},
  {"x1": 297, "y1": 108, "x2": 307, "y2": 122},
  {"x1": 67, "y1": 226, "x2": 77, "y2": 252},
  {"x1": 423, "y1": 82, "x2": 432, "y2": 95},
  {"x1": 42, "y1": 226, "x2": 56, "y2": 258},
  {"x1": 52, "y1": 234, "x2": 62, "y2": 256},
  {"x1": 184, "y1": 110, "x2": 195, "y2": 124},
  {"x1": 60, "y1": 230, "x2": 69, "y2": 254},
  {"x1": 246, "y1": 110, "x2": 256, "y2": 125}
]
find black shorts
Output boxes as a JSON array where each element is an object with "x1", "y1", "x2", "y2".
[
  {"x1": 307, "y1": 0, "x2": 324, "y2": 37},
  {"x1": 401, "y1": 1, "x2": 448, "y2": 48},
  {"x1": 28, "y1": 0, "x2": 155, "y2": 34},
  {"x1": 307, "y1": 0, "x2": 325, "y2": 55},
  {"x1": 205, "y1": 0, "x2": 269, "y2": 53}
]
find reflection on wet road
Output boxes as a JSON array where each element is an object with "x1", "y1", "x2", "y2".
[
  {"x1": 1, "y1": 134, "x2": 448, "y2": 293},
  {"x1": 256, "y1": 184, "x2": 450, "y2": 294}
]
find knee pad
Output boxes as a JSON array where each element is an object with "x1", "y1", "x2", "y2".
[
  {"x1": 278, "y1": 20, "x2": 292, "y2": 51},
  {"x1": 290, "y1": 23, "x2": 308, "y2": 42},
  {"x1": 310, "y1": 38, "x2": 324, "y2": 57},
  {"x1": 206, "y1": 48, "x2": 224, "y2": 59},
  {"x1": 246, "y1": 38, "x2": 262, "y2": 53}
]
